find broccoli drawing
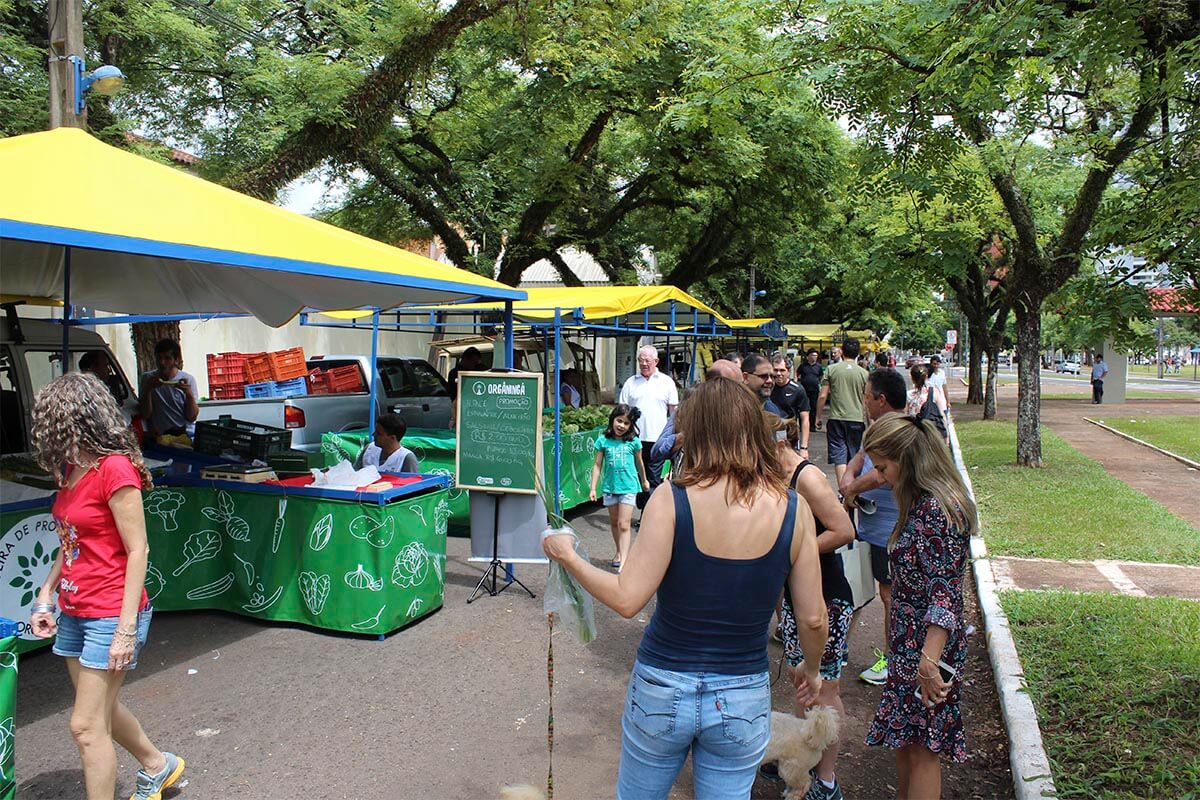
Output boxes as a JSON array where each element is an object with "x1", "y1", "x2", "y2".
[{"x1": 144, "y1": 490, "x2": 186, "y2": 531}]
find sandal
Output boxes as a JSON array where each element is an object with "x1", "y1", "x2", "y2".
[{"x1": 610, "y1": 560, "x2": 622, "y2": 570}]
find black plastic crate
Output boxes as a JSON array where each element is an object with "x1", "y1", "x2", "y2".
[{"x1": 193, "y1": 416, "x2": 292, "y2": 460}]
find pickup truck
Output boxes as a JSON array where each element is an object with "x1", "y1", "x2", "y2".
[
  {"x1": 196, "y1": 355, "x2": 451, "y2": 452},
  {"x1": 2, "y1": 308, "x2": 138, "y2": 456}
]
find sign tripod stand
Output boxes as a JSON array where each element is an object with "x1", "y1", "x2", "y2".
[{"x1": 466, "y1": 492, "x2": 536, "y2": 604}]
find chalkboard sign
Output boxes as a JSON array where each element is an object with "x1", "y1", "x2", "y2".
[{"x1": 455, "y1": 371, "x2": 544, "y2": 494}]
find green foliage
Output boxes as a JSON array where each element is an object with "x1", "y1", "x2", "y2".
[
  {"x1": 1002, "y1": 591, "x2": 1200, "y2": 799},
  {"x1": 1049, "y1": 274, "x2": 1154, "y2": 352}
]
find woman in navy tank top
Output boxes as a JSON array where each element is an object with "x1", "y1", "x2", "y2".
[{"x1": 544, "y1": 378, "x2": 828, "y2": 799}]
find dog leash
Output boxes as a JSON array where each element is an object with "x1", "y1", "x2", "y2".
[{"x1": 547, "y1": 612, "x2": 555, "y2": 799}]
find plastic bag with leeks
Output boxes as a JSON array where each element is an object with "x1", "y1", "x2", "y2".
[{"x1": 537, "y1": 477, "x2": 598, "y2": 644}]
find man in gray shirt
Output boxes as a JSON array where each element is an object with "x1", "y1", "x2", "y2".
[
  {"x1": 139, "y1": 338, "x2": 199, "y2": 437},
  {"x1": 1091, "y1": 356, "x2": 1109, "y2": 404}
]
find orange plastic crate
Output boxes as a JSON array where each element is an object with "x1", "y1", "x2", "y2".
[
  {"x1": 244, "y1": 353, "x2": 273, "y2": 384},
  {"x1": 206, "y1": 352, "x2": 247, "y2": 385},
  {"x1": 211, "y1": 383, "x2": 245, "y2": 400},
  {"x1": 307, "y1": 369, "x2": 331, "y2": 395},
  {"x1": 268, "y1": 347, "x2": 307, "y2": 381},
  {"x1": 326, "y1": 364, "x2": 365, "y2": 393}
]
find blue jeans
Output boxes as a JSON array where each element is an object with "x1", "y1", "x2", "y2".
[{"x1": 617, "y1": 660, "x2": 771, "y2": 800}]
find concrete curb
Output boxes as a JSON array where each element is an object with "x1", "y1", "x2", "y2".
[
  {"x1": 1082, "y1": 417, "x2": 1200, "y2": 470},
  {"x1": 947, "y1": 414, "x2": 1058, "y2": 799}
]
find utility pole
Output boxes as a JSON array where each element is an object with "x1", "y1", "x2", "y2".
[
  {"x1": 48, "y1": 0, "x2": 85, "y2": 129},
  {"x1": 748, "y1": 265, "x2": 757, "y2": 318}
]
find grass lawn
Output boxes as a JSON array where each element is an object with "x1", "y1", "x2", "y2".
[
  {"x1": 1040, "y1": 390, "x2": 1197, "y2": 401},
  {"x1": 956, "y1": 420, "x2": 1200, "y2": 563},
  {"x1": 1127, "y1": 363, "x2": 1198, "y2": 380},
  {"x1": 1002, "y1": 591, "x2": 1200, "y2": 799},
  {"x1": 1094, "y1": 415, "x2": 1200, "y2": 462}
]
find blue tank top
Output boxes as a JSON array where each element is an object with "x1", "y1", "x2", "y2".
[{"x1": 636, "y1": 483, "x2": 797, "y2": 675}]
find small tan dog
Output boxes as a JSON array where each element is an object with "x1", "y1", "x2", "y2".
[{"x1": 761, "y1": 707, "x2": 841, "y2": 800}]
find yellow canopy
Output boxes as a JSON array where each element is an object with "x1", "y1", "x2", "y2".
[
  {"x1": 0, "y1": 129, "x2": 522, "y2": 327},
  {"x1": 324, "y1": 285, "x2": 729, "y2": 326}
]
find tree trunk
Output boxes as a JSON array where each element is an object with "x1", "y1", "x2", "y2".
[
  {"x1": 131, "y1": 322, "x2": 182, "y2": 376},
  {"x1": 1013, "y1": 304, "x2": 1043, "y2": 466},
  {"x1": 966, "y1": 321, "x2": 985, "y2": 404},
  {"x1": 983, "y1": 340, "x2": 999, "y2": 420}
]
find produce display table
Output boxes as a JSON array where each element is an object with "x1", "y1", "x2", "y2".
[
  {"x1": 320, "y1": 425, "x2": 605, "y2": 531},
  {"x1": 144, "y1": 477, "x2": 451, "y2": 635}
]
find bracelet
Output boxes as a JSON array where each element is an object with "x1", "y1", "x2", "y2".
[
  {"x1": 31, "y1": 602, "x2": 56, "y2": 615},
  {"x1": 114, "y1": 628, "x2": 139, "y2": 638}
]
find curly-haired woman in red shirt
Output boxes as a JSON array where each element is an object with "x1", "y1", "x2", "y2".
[{"x1": 29, "y1": 372, "x2": 184, "y2": 800}]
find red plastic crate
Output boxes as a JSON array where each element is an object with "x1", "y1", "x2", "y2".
[
  {"x1": 307, "y1": 369, "x2": 331, "y2": 395},
  {"x1": 211, "y1": 383, "x2": 245, "y2": 400},
  {"x1": 326, "y1": 364, "x2": 365, "y2": 393},
  {"x1": 244, "y1": 352, "x2": 273, "y2": 384},
  {"x1": 206, "y1": 352, "x2": 247, "y2": 385},
  {"x1": 268, "y1": 347, "x2": 307, "y2": 381}
]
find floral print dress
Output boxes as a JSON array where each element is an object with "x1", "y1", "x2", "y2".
[{"x1": 864, "y1": 492, "x2": 969, "y2": 761}]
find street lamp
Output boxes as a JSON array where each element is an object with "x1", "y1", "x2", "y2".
[{"x1": 70, "y1": 56, "x2": 125, "y2": 114}]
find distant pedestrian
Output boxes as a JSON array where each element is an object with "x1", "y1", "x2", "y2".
[
  {"x1": 743, "y1": 354, "x2": 786, "y2": 417},
  {"x1": 815, "y1": 338, "x2": 869, "y2": 484},
  {"x1": 907, "y1": 366, "x2": 949, "y2": 442},
  {"x1": 861, "y1": 413, "x2": 978, "y2": 799},
  {"x1": 589, "y1": 404, "x2": 651, "y2": 571},
  {"x1": 830, "y1": 346, "x2": 843, "y2": 364},
  {"x1": 926, "y1": 355, "x2": 949, "y2": 411},
  {"x1": 647, "y1": 360, "x2": 742, "y2": 480},
  {"x1": 874, "y1": 351, "x2": 889, "y2": 371},
  {"x1": 619, "y1": 346, "x2": 679, "y2": 502},
  {"x1": 543, "y1": 379, "x2": 827, "y2": 799},
  {"x1": 797, "y1": 349, "x2": 824, "y2": 430},
  {"x1": 724, "y1": 352, "x2": 743, "y2": 369},
  {"x1": 29, "y1": 372, "x2": 186, "y2": 800},
  {"x1": 770, "y1": 354, "x2": 811, "y2": 454},
  {"x1": 1091, "y1": 356, "x2": 1109, "y2": 404}
]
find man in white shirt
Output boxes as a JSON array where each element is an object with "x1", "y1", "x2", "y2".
[
  {"x1": 927, "y1": 354, "x2": 950, "y2": 411},
  {"x1": 618, "y1": 345, "x2": 678, "y2": 495},
  {"x1": 357, "y1": 413, "x2": 419, "y2": 473}
]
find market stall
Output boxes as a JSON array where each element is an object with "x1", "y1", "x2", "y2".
[
  {"x1": 303, "y1": 285, "x2": 749, "y2": 515},
  {"x1": 320, "y1": 419, "x2": 607, "y2": 532},
  {"x1": 0, "y1": 127, "x2": 526, "y2": 647}
]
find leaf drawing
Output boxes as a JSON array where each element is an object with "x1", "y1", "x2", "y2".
[
  {"x1": 308, "y1": 514, "x2": 334, "y2": 551},
  {"x1": 202, "y1": 493, "x2": 250, "y2": 541},
  {"x1": 405, "y1": 597, "x2": 424, "y2": 619},
  {"x1": 409, "y1": 505, "x2": 427, "y2": 526},
  {"x1": 173, "y1": 531, "x2": 221, "y2": 576},
  {"x1": 144, "y1": 563, "x2": 166, "y2": 602},
  {"x1": 351, "y1": 605, "x2": 386, "y2": 630},
  {"x1": 349, "y1": 515, "x2": 395, "y2": 549},
  {"x1": 219, "y1": 490, "x2": 235, "y2": 516},
  {"x1": 0, "y1": 716, "x2": 12, "y2": 782},
  {"x1": 298, "y1": 571, "x2": 330, "y2": 615}
]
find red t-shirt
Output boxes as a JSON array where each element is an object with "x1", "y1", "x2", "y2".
[{"x1": 51, "y1": 455, "x2": 149, "y2": 618}]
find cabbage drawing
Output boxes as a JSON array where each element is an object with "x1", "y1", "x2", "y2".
[
  {"x1": 390, "y1": 542, "x2": 430, "y2": 588},
  {"x1": 144, "y1": 490, "x2": 185, "y2": 531}
]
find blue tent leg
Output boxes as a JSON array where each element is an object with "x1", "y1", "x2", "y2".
[
  {"x1": 61, "y1": 247, "x2": 72, "y2": 372},
  {"x1": 553, "y1": 309, "x2": 562, "y2": 519},
  {"x1": 504, "y1": 302, "x2": 514, "y2": 369},
  {"x1": 368, "y1": 309, "x2": 380, "y2": 433}
]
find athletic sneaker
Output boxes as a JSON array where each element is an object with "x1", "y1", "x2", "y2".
[
  {"x1": 805, "y1": 776, "x2": 845, "y2": 800},
  {"x1": 131, "y1": 752, "x2": 185, "y2": 800},
  {"x1": 859, "y1": 649, "x2": 888, "y2": 685}
]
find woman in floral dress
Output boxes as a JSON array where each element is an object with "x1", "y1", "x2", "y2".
[{"x1": 860, "y1": 413, "x2": 978, "y2": 799}]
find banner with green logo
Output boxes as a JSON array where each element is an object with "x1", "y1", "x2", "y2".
[
  {"x1": 321, "y1": 426, "x2": 603, "y2": 531},
  {"x1": 141, "y1": 485, "x2": 449, "y2": 635},
  {"x1": 0, "y1": 506, "x2": 59, "y2": 654}
]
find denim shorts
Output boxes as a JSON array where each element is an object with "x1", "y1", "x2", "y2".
[
  {"x1": 53, "y1": 607, "x2": 153, "y2": 670},
  {"x1": 826, "y1": 419, "x2": 866, "y2": 465},
  {"x1": 604, "y1": 493, "x2": 637, "y2": 507}
]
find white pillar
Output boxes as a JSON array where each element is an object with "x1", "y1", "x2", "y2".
[{"x1": 1103, "y1": 338, "x2": 1127, "y2": 405}]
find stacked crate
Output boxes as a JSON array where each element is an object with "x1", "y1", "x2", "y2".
[
  {"x1": 206, "y1": 353, "x2": 249, "y2": 400},
  {"x1": 308, "y1": 364, "x2": 366, "y2": 395}
]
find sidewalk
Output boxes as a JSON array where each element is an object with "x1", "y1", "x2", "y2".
[{"x1": 990, "y1": 556, "x2": 1200, "y2": 601}]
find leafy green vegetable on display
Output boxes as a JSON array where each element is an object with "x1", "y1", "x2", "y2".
[{"x1": 543, "y1": 405, "x2": 611, "y2": 435}]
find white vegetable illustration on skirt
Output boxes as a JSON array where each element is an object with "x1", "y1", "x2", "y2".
[
  {"x1": 308, "y1": 513, "x2": 334, "y2": 551},
  {"x1": 433, "y1": 499, "x2": 451, "y2": 536},
  {"x1": 173, "y1": 531, "x2": 221, "y2": 576},
  {"x1": 351, "y1": 605, "x2": 386, "y2": 630},
  {"x1": 186, "y1": 573, "x2": 235, "y2": 601},
  {"x1": 391, "y1": 542, "x2": 431, "y2": 588},
  {"x1": 143, "y1": 563, "x2": 166, "y2": 602},
  {"x1": 344, "y1": 564, "x2": 384, "y2": 592},
  {"x1": 348, "y1": 515, "x2": 395, "y2": 549},
  {"x1": 299, "y1": 571, "x2": 331, "y2": 615},
  {"x1": 202, "y1": 490, "x2": 251, "y2": 542}
]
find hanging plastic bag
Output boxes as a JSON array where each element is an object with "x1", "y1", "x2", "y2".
[{"x1": 541, "y1": 526, "x2": 598, "y2": 644}]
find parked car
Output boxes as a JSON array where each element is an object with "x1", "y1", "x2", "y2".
[
  {"x1": 1055, "y1": 359, "x2": 1082, "y2": 375},
  {"x1": 197, "y1": 355, "x2": 452, "y2": 452},
  {"x1": 2, "y1": 309, "x2": 137, "y2": 456}
]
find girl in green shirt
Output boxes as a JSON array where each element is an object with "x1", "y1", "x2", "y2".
[{"x1": 591, "y1": 404, "x2": 651, "y2": 572}]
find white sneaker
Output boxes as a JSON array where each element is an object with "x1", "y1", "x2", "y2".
[{"x1": 859, "y1": 649, "x2": 888, "y2": 685}]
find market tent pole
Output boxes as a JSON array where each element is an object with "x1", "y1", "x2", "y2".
[
  {"x1": 61, "y1": 246, "x2": 71, "y2": 372},
  {"x1": 368, "y1": 309, "x2": 380, "y2": 434},
  {"x1": 504, "y1": 301, "x2": 514, "y2": 369},
  {"x1": 553, "y1": 308, "x2": 562, "y2": 518}
]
